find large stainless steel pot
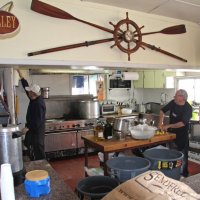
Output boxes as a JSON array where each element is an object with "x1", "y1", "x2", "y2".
[
  {"x1": 0, "y1": 125, "x2": 23, "y2": 173},
  {"x1": 72, "y1": 100, "x2": 100, "y2": 119},
  {"x1": 113, "y1": 118, "x2": 129, "y2": 133},
  {"x1": 113, "y1": 117, "x2": 125, "y2": 131}
]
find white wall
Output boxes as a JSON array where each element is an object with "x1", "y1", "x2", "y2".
[
  {"x1": 107, "y1": 88, "x2": 134, "y2": 102},
  {"x1": 16, "y1": 73, "x2": 70, "y2": 127},
  {"x1": 134, "y1": 88, "x2": 175, "y2": 105},
  {"x1": 0, "y1": 0, "x2": 200, "y2": 69}
]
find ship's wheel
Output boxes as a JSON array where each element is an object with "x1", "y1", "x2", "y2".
[{"x1": 110, "y1": 12, "x2": 143, "y2": 61}]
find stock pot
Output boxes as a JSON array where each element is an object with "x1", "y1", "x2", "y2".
[
  {"x1": 113, "y1": 118, "x2": 129, "y2": 132},
  {"x1": 72, "y1": 100, "x2": 100, "y2": 119},
  {"x1": 0, "y1": 125, "x2": 25, "y2": 185},
  {"x1": 0, "y1": 125, "x2": 23, "y2": 173}
]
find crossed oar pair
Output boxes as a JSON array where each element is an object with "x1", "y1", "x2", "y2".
[{"x1": 28, "y1": 0, "x2": 187, "y2": 62}]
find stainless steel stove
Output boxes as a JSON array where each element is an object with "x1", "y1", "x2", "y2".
[
  {"x1": 45, "y1": 118, "x2": 98, "y2": 133},
  {"x1": 44, "y1": 118, "x2": 106, "y2": 159}
]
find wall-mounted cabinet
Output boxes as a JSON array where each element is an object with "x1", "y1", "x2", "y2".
[
  {"x1": 154, "y1": 70, "x2": 165, "y2": 88},
  {"x1": 134, "y1": 70, "x2": 176, "y2": 89},
  {"x1": 133, "y1": 71, "x2": 144, "y2": 88},
  {"x1": 144, "y1": 71, "x2": 155, "y2": 88}
]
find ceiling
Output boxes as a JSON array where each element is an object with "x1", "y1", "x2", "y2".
[{"x1": 82, "y1": 0, "x2": 200, "y2": 25}]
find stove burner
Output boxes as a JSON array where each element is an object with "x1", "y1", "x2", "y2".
[{"x1": 45, "y1": 118, "x2": 105, "y2": 133}]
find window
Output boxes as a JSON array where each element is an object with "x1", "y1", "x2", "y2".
[
  {"x1": 178, "y1": 78, "x2": 200, "y2": 103},
  {"x1": 71, "y1": 74, "x2": 100, "y2": 96}
]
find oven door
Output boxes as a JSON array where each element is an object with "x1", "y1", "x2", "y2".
[
  {"x1": 44, "y1": 131, "x2": 77, "y2": 152},
  {"x1": 77, "y1": 129, "x2": 94, "y2": 148}
]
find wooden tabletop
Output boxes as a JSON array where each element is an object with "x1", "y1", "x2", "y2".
[{"x1": 81, "y1": 133, "x2": 176, "y2": 153}]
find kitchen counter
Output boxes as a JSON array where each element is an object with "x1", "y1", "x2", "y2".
[
  {"x1": 14, "y1": 160, "x2": 79, "y2": 200},
  {"x1": 102, "y1": 112, "x2": 139, "y2": 119}
]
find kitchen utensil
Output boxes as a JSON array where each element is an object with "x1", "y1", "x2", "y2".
[
  {"x1": 130, "y1": 124, "x2": 157, "y2": 139},
  {"x1": 72, "y1": 100, "x2": 100, "y2": 119},
  {"x1": 121, "y1": 119, "x2": 130, "y2": 135},
  {"x1": 113, "y1": 118, "x2": 130, "y2": 139},
  {"x1": 0, "y1": 125, "x2": 25, "y2": 186},
  {"x1": 138, "y1": 104, "x2": 146, "y2": 113},
  {"x1": 113, "y1": 117, "x2": 124, "y2": 132},
  {"x1": 121, "y1": 108, "x2": 132, "y2": 115},
  {"x1": 113, "y1": 130, "x2": 126, "y2": 140}
]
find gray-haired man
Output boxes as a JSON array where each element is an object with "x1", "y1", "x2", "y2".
[{"x1": 158, "y1": 89, "x2": 192, "y2": 177}]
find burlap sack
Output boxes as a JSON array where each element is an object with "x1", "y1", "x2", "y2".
[{"x1": 102, "y1": 170, "x2": 200, "y2": 200}]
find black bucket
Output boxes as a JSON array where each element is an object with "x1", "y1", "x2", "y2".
[
  {"x1": 76, "y1": 176, "x2": 119, "y2": 200},
  {"x1": 106, "y1": 156, "x2": 151, "y2": 182},
  {"x1": 143, "y1": 148, "x2": 183, "y2": 180}
]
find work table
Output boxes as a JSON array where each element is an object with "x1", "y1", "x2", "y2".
[
  {"x1": 102, "y1": 112, "x2": 139, "y2": 118},
  {"x1": 14, "y1": 160, "x2": 79, "y2": 200},
  {"x1": 82, "y1": 133, "x2": 176, "y2": 175}
]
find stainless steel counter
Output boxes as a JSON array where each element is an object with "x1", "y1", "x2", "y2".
[{"x1": 14, "y1": 160, "x2": 79, "y2": 200}]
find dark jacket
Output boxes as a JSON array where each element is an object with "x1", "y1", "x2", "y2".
[
  {"x1": 161, "y1": 100, "x2": 192, "y2": 150},
  {"x1": 21, "y1": 78, "x2": 46, "y2": 133},
  {"x1": 21, "y1": 78, "x2": 46, "y2": 162}
]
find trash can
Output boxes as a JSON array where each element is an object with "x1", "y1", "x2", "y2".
[
  {"x1": 76, "y1": 176, "x2": 119, "y2": 200},
  {"x1": 143, "y1": 148, "x2": 183, "y2": 180},
  {"x1": 106, "y1": 156, "x2": 151, "y2": 182}
]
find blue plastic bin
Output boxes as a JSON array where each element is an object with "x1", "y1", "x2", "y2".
[
  {"x1": 143, "y1": 148, "x2": 183, "y2": 180},
  {"x1": 106, "y1": 156, "x2": 151, "y2": 182}
]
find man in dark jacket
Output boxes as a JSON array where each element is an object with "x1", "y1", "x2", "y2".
[
  {"x1": 18, "y1": 70, "x2": 46, "y2": 160},
  {"x1": 158, "y1": 89, "x2": 192, "y2": 177}
]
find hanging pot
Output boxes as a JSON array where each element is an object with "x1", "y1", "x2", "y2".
[{"x1": 41, "y1": 87, "x2": 50, "y2": 99}]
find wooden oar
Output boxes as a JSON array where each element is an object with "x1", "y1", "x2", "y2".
[
  {"x1": 31, "y1": 0, "x2": 113, "y2": 34},
  {"x1": 27, "y1": 37, "x2": 114, "y2": 56},
  {"x1": 140, "y1": 40, "x2": 187, "y2": 62},
  {"x1": 31, "y1": 1, "x2": 186, "y2": 37},
  {"x1": 140, "y1": 24, "x2": 186, "y2": 36}
]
